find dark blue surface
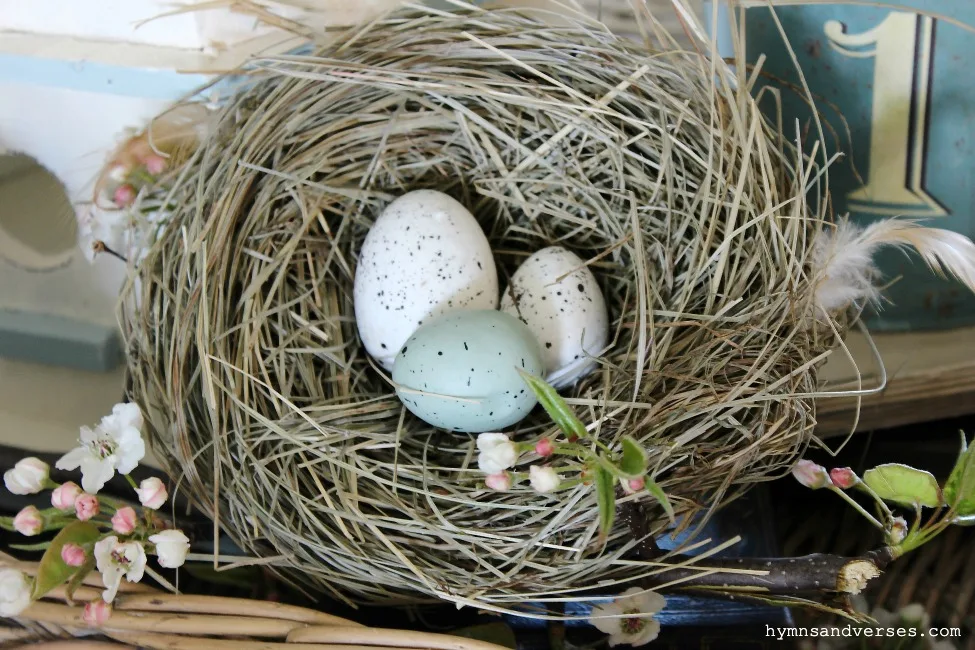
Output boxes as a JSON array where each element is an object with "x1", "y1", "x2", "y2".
[{"x1": 504, "y1": 487, "x2": 791, "y2": 628}]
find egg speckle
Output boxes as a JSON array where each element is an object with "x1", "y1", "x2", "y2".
[
  {"x1": 500, "y1": 246, "x2": 609, "y2": 388},
  {"x1": 392, "y1": 310, "x2": 544, "y2": 432},
  {"x1": 353, "y1": 190, "x2": 498, "y2": 369}
]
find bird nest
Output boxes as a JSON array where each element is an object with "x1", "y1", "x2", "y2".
[{"x1": 118, "y1": 2, "x2": 842, "y2": 610}]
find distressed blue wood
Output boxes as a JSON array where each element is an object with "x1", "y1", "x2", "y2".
[
  {"x1": 0, "y1": 308, "x2": 122, "y2": 371},
  {"x1": 504, "y1": 488, "x2": 790, "y2": 629},
  {"x1": 0, "y1": 50, "x2": 211, "y2": 99},
  {"x1": 706, "y1": 1, "x2": 975, "y2": 332}
]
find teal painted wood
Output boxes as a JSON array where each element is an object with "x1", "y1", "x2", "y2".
[
  {"x1": 706, "y1": 1, "x2": 975, "y2": 331},
  {"x1": 0, "y1": 309, "x2": 122, "y2": 372}
]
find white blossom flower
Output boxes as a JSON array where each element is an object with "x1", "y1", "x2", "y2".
[
  {"x1": 0, "y1": 568, "x2": 31, "y2": 616},
  {"x1": 4, "y1": 458, "x2": 50, "y2": 495},
  {"x1": 135, "y1": 477, "x2": 168, "y2": 510},
  {"x1": 148, "y1": 529, "x2": 190, "y2": 569},
  {"x1": 57, "y1": 403, "x2": 146, "y2": 494},
  {"x1": 93, "y1": 536, "x2": 147, "y2": 603},
  {"x1": 529, "y1": 466, "x2": 562, "y2": 494},
  {"x1": 589, "y1": 587, "x2": 666, "y2": 647},
  {"x1": 476, "y1": 433, "x2": 518, "y2": 474}
]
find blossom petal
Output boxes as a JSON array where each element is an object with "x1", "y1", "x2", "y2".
[
  {"x1": 618, "y1": 587, "x2": 666, "y2": 615},
  {"x1": 100, "y1": 569, "x2": 123, "y2": 604},
  {"x1": 80, "y1": 457, "x2": 116, "y2": 494},
  {"x1": 476, "y1": 432, "x2": 508, "y2": 451},
  {"x1": 112, "y1": 403, "x2": 144, "y2": 432},
  {"x1": 629, "y1": 619, "x2": 661, "y2": 647},
  {"x1": 122, "y1": 543, "x2": 147, "y2": 583},
  {"x1": 635, "y1": 590, "x2": 666, "y2": 614},
  {"x1": 589, "y1": 603, "x2": 623, "y2": 635},
  {"x1": 56, "y1": 447, "x2": 88, "y2": 472},
  {"x1": 78, "y1": 426, "x2": 100, "y2": 445},
  {"x1": 114, "y1": 428, "x2": 145, "y2": 475}
]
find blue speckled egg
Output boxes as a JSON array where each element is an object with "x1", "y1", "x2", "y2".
[{"x1": 391, "y1": 310, "x2": 544, "y2": 433}]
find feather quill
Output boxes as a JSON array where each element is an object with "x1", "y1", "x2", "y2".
[{"x1": 811, "y1": 218, "x2": 975, "y2": 315}]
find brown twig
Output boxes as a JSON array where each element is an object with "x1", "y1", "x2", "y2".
[{"x1": 645, "y1": 547, "x2": 896, "y2": 596}]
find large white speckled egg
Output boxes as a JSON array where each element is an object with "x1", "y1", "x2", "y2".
[
  {"x1": 353, "y1": 190, "x2": 498, "y2": 370},
  {"x1": 500, "y1": 246, "x2": 608, "y2": 388},
  {"x1": 391, "y1": 310, "x2": 544, "y2": 433}
]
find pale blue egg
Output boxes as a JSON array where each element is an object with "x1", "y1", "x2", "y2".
[{"x1": 392, "y1": 310, "x2": 544, "y2": 433}]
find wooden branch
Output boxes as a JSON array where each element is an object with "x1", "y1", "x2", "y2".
[{"x1": 643, "y1": 548, "x2": 896, "y2": 596}]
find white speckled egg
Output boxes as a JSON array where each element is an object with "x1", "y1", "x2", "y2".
[
  {"x1": 392, "y1": 310, "x2": 544, "y2": 433},
  {"x1": 500, "y1": 246, "x2": 608, "y2": 388},
  {"x1": 354, "y1": 190, "x2": 499, "y2": 369}
]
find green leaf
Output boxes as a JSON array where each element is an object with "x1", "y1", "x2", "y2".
[
  {"x1": 450, "y1": 623, "x2": 517, "y2": 649},
  {"x1": 32, "y1": 521, "x2": 101, "y2": 600},
  {"x1": 645, "y1": 476, "x2": 675, "y2": 526},
  {"x1": 9, "y1": 541, "x2": 53, "y2": 552},
  {"x1": 944, "y1": 434, "x2": 975, "y2": 515},
  {"x1": 863, "y1": 464, "x2": 942, "y2": 509},
  {"x1": 65, "y1": 558, "x2": 96, "y2": 602},
  {"x1": 594, "y1": 464, "x2": 616, "y2": 543},
  {"x1": 618, "y1": 437, "x2": 648, "y2": 478},
  {"x1": 518, "y1": 370, "x2": 587, "y2": 440}
]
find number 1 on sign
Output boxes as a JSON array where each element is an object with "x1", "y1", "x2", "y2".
[{"x1": 825, "y1": 12, "x2": 946, "y2": 216}]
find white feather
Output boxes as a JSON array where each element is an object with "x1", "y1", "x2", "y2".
[{"x1": 811, "y1": 218, "x2": 975, "y2": 315}]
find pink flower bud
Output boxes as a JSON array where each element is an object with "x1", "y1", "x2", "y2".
[
  {"x1": 143, "y1": 154, "x2": 167, "y2": 175},
  {"x1": 135, "y1": 477, "x2": 168, "y2": 510},
  {"x1": 112, "y1": 184, "x2": 136, "y2": 207},
  {"x1": 82, "y1": 599, "x2": 112, "y2": 626},
  {"x1": 61, "y1": 543, "x2": 86, "y2": 567},
  {"x1": 890, "y1": 516, "x2": 908, "y2": 545},
  {"x1": 792, "y1": 460, "x2": 832, "y2": 489},
  {"x1": 13, "y1": 506, "x2": 43, "y2": 536},
  {"x1": 51, "y1": 481, "x2": 82, "y2": 511},
  {"x1": 535, "y1": 438, "x2": 555, "y2": 458},
  {"x1": 75, "y1": 494, "x2": 99, "y2": 521},
  {"x1": 111, "y1": 507, "x2": 138, "y2": 535},
  {"x1": 628, "y1": 477, "x2": 645, "y2": 492},
  {"x1": 829, "y1": 467, "x2": 859, "y2": 489},
  {"x1": 485, "y1": 473, "x2": 512, "y2": 492}
]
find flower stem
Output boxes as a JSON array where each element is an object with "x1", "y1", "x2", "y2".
[
  {"x1": 829, "y1": 485, "x2": 884, "y2": 530},
  {"x1": 854, "y1": 482, "x2": 895, "y2": 524},
  {"x1": 124, "y1": 474, "x2": 139, "y2": 490}
]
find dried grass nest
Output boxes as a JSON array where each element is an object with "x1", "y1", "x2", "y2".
[{"x1": 120, "y1": 2, "x2": 844, "y2": 610}]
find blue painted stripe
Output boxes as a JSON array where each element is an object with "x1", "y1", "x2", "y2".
[{"x1": 0, "y1": 52, "x2": 212, "y2": 99}]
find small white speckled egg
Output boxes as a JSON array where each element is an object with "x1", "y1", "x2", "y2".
[
  {"x1": 500, "y1": 246, "x2": 608, "y2": 388},
  {"x1": 354, "y1": 190, "x2": 498, "y2": 369},
  {"x1": 392, "y1": 310, "x2": 544, "y2": 433}
]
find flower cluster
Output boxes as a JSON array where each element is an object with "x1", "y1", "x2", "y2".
[
  {"x1": 474, "y1": 373, "x2": 674, "y2": 551},
  {"x1": 792, "y1": 440, "x2": 975, "y2": 555},
  {"x1": 81, "y1": 106, "x2": 210, "y2": 265},
  {"x1": 476, "y1": 432, "x2": 563, "y2": 495},
  {"x1": 0, "y1": 403, "x2": 190, "y2": 622}
]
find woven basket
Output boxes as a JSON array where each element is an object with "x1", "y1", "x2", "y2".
[{"x1": 0, "y1": 556, "x2": 509, "y2": 650}]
